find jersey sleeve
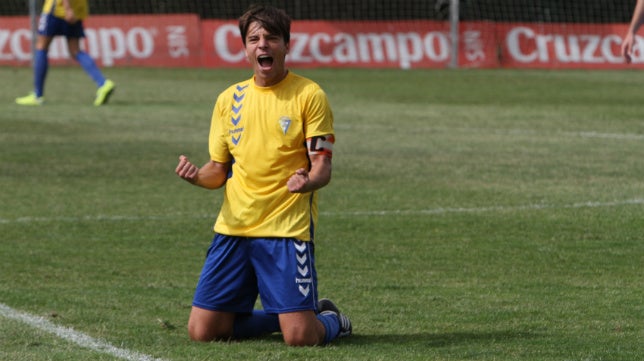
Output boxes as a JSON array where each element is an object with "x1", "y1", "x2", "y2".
[{"x1": 303, "y1": 87, "x2": 334, "y2": 139}]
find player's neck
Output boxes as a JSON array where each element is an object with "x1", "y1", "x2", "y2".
[{"x1": 254, "y1": 69, "x2": 289, "y2": 87}]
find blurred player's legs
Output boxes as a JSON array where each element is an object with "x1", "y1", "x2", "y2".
[
  {"x1": 33, "y1": 49, "x2": 48, "y2": 98},
  {"x1": 16, "y1": 14, "x2": 115, "y2": 106},
  {"x1": 15, "y1": 36, "x2": 51, "y2": 105},
  {"x1": 15, "y1": 92, "x2": 44, "y2": 106},
  {"x1": 67, "y1": 37, "x2": 116, "y2": 106},
  {"x1": 94, "y1": 79, "x2": 116, "y2": 106},
  {"x1": 15, "y1": 48, "x2": 47, "y2": 105}
]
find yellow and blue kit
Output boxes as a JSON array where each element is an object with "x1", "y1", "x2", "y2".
[
  {"x1": 208, "y1": 71, "x2": 334, "y2": 241},
  {"x1": 42, "y1": 0, "x2": 89, "y2": 20}
]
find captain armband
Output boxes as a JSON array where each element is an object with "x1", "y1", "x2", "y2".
[{"x1": 306, "y1": 135, "x2": 335, "y2": 158}]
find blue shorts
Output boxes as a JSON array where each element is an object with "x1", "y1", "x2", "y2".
[
  {"x1": 192, "y1": 234, "x2": 319, "y2": 314},
  {"x1": 38, "y1": 13, "x2": 85, "y2": 38}
]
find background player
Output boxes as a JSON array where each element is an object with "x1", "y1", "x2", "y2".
[{"x1": 16, "y1": 0, "x2": 115, "y2": 106}]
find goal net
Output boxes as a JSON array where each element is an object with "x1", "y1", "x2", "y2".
[
  {"x1": 3, "y1": 1, "x2": 633, "y2": 22},
  {"x1": 0, "y1": 0, "x2": 640, "y2": 69}
]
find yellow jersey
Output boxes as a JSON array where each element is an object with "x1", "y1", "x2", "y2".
[
  {"x1": 209, "y1": 72, "x2": 334, "y2": 241},
  {"x1": 42, "y1": 0, "x2": 89, "y2": 21}
]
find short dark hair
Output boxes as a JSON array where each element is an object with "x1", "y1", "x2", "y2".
[{"x1": 238, "y1": 4, "x2": 291, "y2": 46}]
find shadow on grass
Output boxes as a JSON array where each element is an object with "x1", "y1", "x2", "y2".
[
  {"x1": 339, "y1": 330, "x2": 539, "y2": 347},
  {"x1": 245, "y1": 329, "x2": 540, "y2": 349}
]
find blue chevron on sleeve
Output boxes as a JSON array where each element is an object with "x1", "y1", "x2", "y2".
[
  {"x1": 231, "y1": 114, "x2": 241, "y2": 126},
  {"x1": 233, "y1": 92, "x2": 245, "y2": 102}
]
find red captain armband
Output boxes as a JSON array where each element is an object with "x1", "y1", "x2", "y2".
[{"x1": 306, "y1": 135, "x2": 335, "y2": 158}]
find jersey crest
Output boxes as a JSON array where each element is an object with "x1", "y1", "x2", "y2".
[{"x1": 279, "y1": 116, "x2": 292, "y2": 134}]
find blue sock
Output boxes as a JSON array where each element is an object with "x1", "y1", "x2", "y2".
[
  {"x1": 75, "y1": 51, "x2": 105, "y2": 87},
  {"x1": 232, "y1": 310, "x2": 280, "y2": 339},
  {"x1": 33, "y1": 49, "x2": 48, "y2": 97},
  {"x1": 317, "y1": 312, "x2": 340, "y2": 344}
]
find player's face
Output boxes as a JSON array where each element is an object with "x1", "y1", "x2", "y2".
[{"x1": 244, "y1": 21, "x2": 289, "y2": 87}]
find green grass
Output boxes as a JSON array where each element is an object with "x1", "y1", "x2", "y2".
[{"x1": 1, "y1": 66, "x2": 643, "y2": 361}]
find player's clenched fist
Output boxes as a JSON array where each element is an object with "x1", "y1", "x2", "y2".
[
  {"x1": 176, "y1": 155, "x2": 199, "y2": 183},
  {"x1": 287, "y1": 168, "x2": 309, "y2": 193}
]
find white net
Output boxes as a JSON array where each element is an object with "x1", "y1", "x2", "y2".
[{"x1": 0, "y1": 0, "x2": 640, "y2": 68}]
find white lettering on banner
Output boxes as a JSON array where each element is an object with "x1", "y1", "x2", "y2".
[
  {"x1": 1, "y1": 24, "x2": 168, "y2": 65},
  {"x1": 633, "y1": 37, "x2": 644, "y2": 63},
  {"x1": 0, "y1": 31, "x2": 8, "y2": 60},
  {"x1": 506, "y1": 26, "x2": 636, "y2": 64},
  {"x1": 398, "y1": 32, "x2": 424, "y2": 69},
  {"x1": 310, "y1": 33, "x2": 332, "y2": 62},
  {"x1": 49, "y1": 37, "x2": 69, "y2": 59},
  {"x1": 100, "y1": 28, "x2": 126, "y2": 66},
  {"x1": 214, "y1": 24, "x2": 245, "y2": 62},
  {"x1": 167, "y1": 26, "x2": 189, "y2": 58},
  {"x1": 213, "y1": 25, "x2": 452, "y2": 68},
  {"x1": 332, "y1": 33, "x2": 358, "y2": 62},
  {"x1": 0, "y1": 29, "x2": 31, "y2": 61},
  {"x1": 128, "y1": 28, "x2": 154, "y2": 59},
  {"x1": 507, "y1": 27, "x2": 537, "y2": 62},
  {"x1": 463, "y1": 30, "x2": 485, "y2": 62},
  {"x1": 5, "y1": 18, "x2": 644, "y2": 68},
  {"x1": 83, "y1": 27, "x2": 155, "y2": 66},
  {"x1": 599, "y1": 35, "x2": 622, "y2": 63},
  {"x1": 356, "y1": 33, "x2": 396, "y2": 63},
  {"x1": 290, "y1": 33, "x2": 313, "y2": 62},
  {"x1": 423, "y1": 32, "x2": 450, "y2": 61}
]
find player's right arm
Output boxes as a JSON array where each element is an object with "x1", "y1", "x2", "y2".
[
  {"x1": 623, "y1": 0, "x2": 644, "y2": 63},
  {"x1": 175, "y1": 155, "x2": 229, "y2": 189}
]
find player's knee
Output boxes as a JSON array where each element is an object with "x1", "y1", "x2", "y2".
[
  {"x1": 187, "y1": 323, "x2": 211, "y2": 342},
  {"x1": 187, "y1": 307, "x2": 235, "y2": 342},
  {"x1": 187, "y1": 321, "x2": 231, "y2": 342}
]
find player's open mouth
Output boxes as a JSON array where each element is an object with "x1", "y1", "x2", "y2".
[{"x1": 258, "y1": 55, "x2": 274, "y2": 68}]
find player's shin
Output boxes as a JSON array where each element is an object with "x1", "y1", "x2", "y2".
[{"x1": 316, "y1": 312, "x2": 340, "y2": 344}]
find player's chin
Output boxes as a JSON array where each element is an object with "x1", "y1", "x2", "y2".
[{"x1": 255, "y1": 62, "x2": 274, "y2": 74}]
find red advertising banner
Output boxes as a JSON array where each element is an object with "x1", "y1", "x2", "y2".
[
  {"x1": 202, "y1": 20, "x2": 498, "y2": 69},
  {"x1": 0, "y1": 14, "x2": 201, "y2": 67},
  {"x1": 0, "y1": 17, "x2": 33, "y2": 64},
  {"x1": 456, "y1": 21, "x2": 499, "y2": 69},
  {"x1": 1, "y1": 14, "x2": 641, "y2": 69},
  {"x1": 496, "y1": 23, "x2": 638, "y2": 69}
]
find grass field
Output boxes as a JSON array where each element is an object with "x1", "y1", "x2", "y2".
[{"x1": 1, "y1": 65, "x2": 643, "y2": 361}]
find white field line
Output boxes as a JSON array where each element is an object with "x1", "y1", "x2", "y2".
[
  {"x1": 564, "y1": 130, "x2": 644, "y2": 140},
  {"x1": 322, "y1": 198, "x2": 644, "y2": 216},
  {"x1": 0, "y1": 214, "x2": 188, "y2": 224},
  {"x1": 480, "y1": 128, "x2": 644, "y2": 141},
  {"x1": 1, "y1": 199, "x2": 643, "y2": 224},
  {"x1": 336, "y1": 124, "x2": 644, "y2": 141},
  {"x1": 0, "y1": 303, "x2": 168, "y2": 361}
]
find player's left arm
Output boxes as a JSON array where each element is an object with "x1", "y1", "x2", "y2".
[
  {"x1": 62, "y1": 0, "x2": 77, "y2": 23},
  {"x1": 287, "y1": 135, "x2": 334, "y2": 193}
]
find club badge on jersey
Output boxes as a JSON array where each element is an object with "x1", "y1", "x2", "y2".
[{"x1": 306, "y1": 135, "x2": 335, "y2": 158}]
